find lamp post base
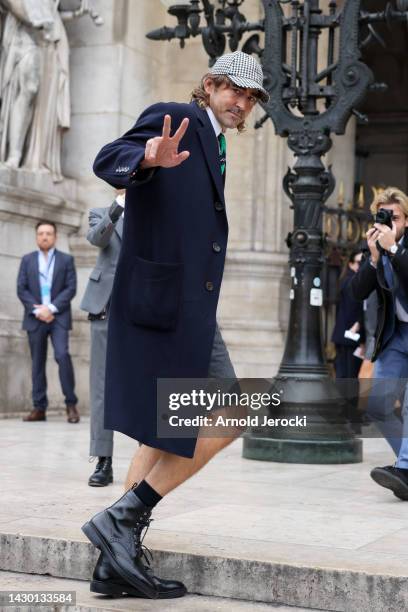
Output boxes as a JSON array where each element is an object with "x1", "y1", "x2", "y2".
[{"x1": 242, "y1": 433, "x2": 362, "y2": 464}]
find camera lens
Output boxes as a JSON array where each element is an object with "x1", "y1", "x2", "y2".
[
  {"x1": 376, "y1": 210, "x2": 386, "y2": 223},
  {"x1": 375, "y1": 208, "x2": 392, "y2": 227}
]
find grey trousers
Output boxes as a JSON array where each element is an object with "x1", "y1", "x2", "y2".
[
  {"x1": 89, "y1": 318, "x2": 114, "y2": 457},
  {"x1": 208, "y1": 324, "x2": 236, "y2": 379}
]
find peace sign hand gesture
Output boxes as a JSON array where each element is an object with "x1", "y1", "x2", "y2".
[{"x1": 140, "y1": 115, "x2": 190, "y2": 169}]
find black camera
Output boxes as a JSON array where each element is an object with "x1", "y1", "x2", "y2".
[{"x1": 375, "y1": 208, "x2": 393, "y2": 228}]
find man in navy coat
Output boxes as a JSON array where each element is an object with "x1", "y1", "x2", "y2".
[
  {"x1": 82, "y1": 52, "x2": 269, "y2": 599},
  {"x1": 17, "y1": 221, "x2": 79, "y2": 423}
]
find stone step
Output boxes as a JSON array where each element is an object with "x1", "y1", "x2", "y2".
[
  {"x1": 0, "y1": 571, "x2": 319, "y2": 612},
  {"x1": 1, "y1": 531, "x2": 406, "y2": 612},
  {"x1": 2, "y1": 421, "x2": 407, "y2": 612}
]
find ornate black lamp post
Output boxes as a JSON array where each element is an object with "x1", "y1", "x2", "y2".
[{"x1": 147, "y1": 0, "x2": 408, "y2": 464}]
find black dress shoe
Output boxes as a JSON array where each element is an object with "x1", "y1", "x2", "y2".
[
  {"x1": 82, "y1": 489, "x2": 159, "y2": 599},
  {"x1": 370, "y1": 465, "x2": 408, "y2": 500},
  {"x1": 90, "y1": 553, "x2": 187, "y2": 599},
  {"x1": 88, "y1": 457, "x2": 113, "y2": 487}
]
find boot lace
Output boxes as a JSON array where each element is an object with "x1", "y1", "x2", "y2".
[
  {"x1": 132, "y1": 510, "x2": 154, "y2": 567},
  {"x1": 92, "y1": 457, "x2": 111, "y2": 472}
]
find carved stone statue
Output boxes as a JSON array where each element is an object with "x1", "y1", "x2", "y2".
[{"x1": 0, "y1": 0, "x2": 102, "y2": 182}]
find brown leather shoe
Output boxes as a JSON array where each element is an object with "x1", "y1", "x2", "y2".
[
  {"x1": 23, "y1": 409, "x2": 46, "y2": 422},
  {"x1": 66, "y1": 404, "x2": 80, "y2": 423}
]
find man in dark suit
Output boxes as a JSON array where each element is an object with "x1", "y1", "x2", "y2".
[
  {"x1": 332, "y1": 249, "x2": 365, "y2": 379},
  {"x1": 332, "y1": 250, "x2": 365, "y2": 432},
  {"x1": 17, "y1": 221, "x2": 79, "y2": 423},
  {"x1": 82, "y1": 52, "x2": 268, "y2": 599},
  {"x1": 80, "y1": 192, "x2": 125, "y2": 486}
]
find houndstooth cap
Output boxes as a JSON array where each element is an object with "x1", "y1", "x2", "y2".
[{"x1": 210, "y1": 51, "x2": 269, "y2": 103}]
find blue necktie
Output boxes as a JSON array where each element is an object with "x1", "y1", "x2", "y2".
[
  {"x1": 218, "y1": 133, "x2": 226, "y2": 185},
  {"x1": 382, "y1": 255, "x2": 394, "y2": 289}
]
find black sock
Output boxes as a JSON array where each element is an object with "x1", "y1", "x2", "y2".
[{"x1": 133, "y1": 480, "x2": 162, "y2": 508}]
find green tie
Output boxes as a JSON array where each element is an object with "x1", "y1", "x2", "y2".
[{"x1": 218, "y1": 133, "x2": 226, "y2": 177}]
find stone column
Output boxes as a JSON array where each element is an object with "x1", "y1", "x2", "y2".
[
  {"x1": 327, "y1": 118, "x2": 357, "y2": 207},
  {"x1": 218, "y1": 114, "x2": 291, "y2": 377}
]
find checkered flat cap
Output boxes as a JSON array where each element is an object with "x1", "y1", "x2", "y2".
[{"x1": 210, "y1": 51, "x2": 269, "y2": 103}]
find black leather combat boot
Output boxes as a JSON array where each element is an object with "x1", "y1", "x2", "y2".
[
  {"x1": 90, "y1": 553, "x2": 187, "y2": 599},
  {"x1": 88, "y1": 457, "x2": 113, "y2": 487},
  {"x1": 82, "y1": 489, "x2": 159, "y2": 599}
]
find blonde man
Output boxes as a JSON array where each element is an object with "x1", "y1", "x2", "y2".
[{"x1": 352, "y1": 187, "x2": 408, "y2": 500}]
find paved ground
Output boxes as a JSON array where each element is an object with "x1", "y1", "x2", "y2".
[
  {"x1": 1, "y1": 417, "x2": 406, "y2": 567},
  {"x1": 0, "y1": 417, "x2": 407, "y2": 609}
]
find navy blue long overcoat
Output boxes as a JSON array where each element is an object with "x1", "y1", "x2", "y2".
[{"x1": 93, "y1": 101, "x2": 228, "y2": 458}]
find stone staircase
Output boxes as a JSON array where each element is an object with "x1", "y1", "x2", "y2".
[
  {"x1": 1, "y1": 418, "x2": 407, "y2": 611},
  {"x1": 1, "y1": 529, "x2": 407, "y2": 611},
  {"x1": 0, "y1": 570, "x2": 318, "y2": 612}
]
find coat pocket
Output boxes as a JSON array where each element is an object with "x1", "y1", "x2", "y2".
[{"x1": 126, "y1": 256, "x2": 182, "y2": 330}]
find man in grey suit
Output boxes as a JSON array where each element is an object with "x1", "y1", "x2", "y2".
[{"x1": 80, "y1": 192, "x2": 124, "y2": 486}]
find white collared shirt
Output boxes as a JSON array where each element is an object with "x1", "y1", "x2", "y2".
[
  {"x1": 396, "y1": 301, "x2": 408, "y2": 322},
  {"x1": 206, "y1": 107, "x2": 223, "y2": 140},
  {"x1": 35, "y1": 248, "x2": 58, "y2": 314}
]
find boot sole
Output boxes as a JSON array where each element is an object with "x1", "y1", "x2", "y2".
[
  {"x1": 90, "y1": 579, "x2": 187, "y2": 599},
  {"x1": 88, "y1": 478, "x2": 113, "y2": 487},
  {"x1": 370, "y1": 469, "x2": 408, "y2": 500},
  {"x1": 82, "y1": 521, "x2": 158, "y2": 599}
]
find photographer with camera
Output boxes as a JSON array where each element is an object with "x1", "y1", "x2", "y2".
[{"x1": 352, "y1": 187, "x2": 408, "y2": 500}]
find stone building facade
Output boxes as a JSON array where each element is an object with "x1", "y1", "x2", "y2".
[{"x1": 0, "y1": 0, "x2": 405, "y2": 416}]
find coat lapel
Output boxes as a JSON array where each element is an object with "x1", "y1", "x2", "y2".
[
  {"x1": 191, "y1": 102, "x2": 225, "y2": 206},
  {"x1": 31, "y1": 252, "x2": 41, "y2": 302},
  {"x1": 51, "y1": 249, "x2": 60, "y2": 290}
]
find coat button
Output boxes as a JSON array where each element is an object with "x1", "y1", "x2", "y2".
[
  {"x1": 214, "y1": 201, "x2": 224, "y2": 211},
  {"x1": 212, "y1": 242, "x2": 221, "y2": 253},
  {"x1": 205, "y1": 281, "x2": 214, "y2": 292}
]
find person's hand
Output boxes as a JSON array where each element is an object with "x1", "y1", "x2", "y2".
[
  {"x1": 367, "y1": 221, "x2": 397, "y2": 262},
  {"x1": 374, "y1": 220, "x2": 397, "y2": 253},
  {"x1": 140, "y1": 115, "x2": 190, "y2": 169},
  {"x1": 350, "y1": 322, "x2": 360, "y2": 334},
  {"x1": 366, "y1": 221, "x2": 397, "y2": 262},
  {"x1": 39, "y1": 310, "x2": 55, "y2": 323},
  {"x1": 34, "y1": 305, "x2": 55, "y2": 324},
  {"x1": 354, "y1": 344, "x2": 365, "y2": 359},
  {"x1": 366, "y1": 227, "x2": 380, "y2": 264}
]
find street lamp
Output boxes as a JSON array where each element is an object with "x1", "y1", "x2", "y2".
[
  {"x1": 147, "y1": 0, "x2": 408, "y2": 464},
  {"x1": 149, "y1": 1, "x2": 262, "y2": 60}
]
